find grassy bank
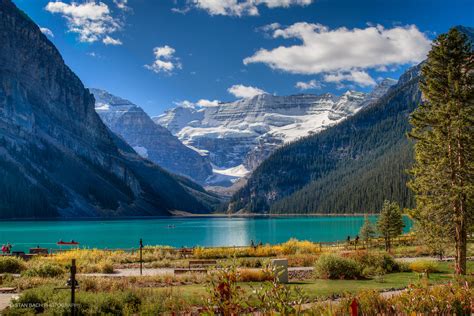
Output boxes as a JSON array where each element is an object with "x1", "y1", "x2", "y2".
[{"x1": 0, "y1": 238, "x2": 473, "y2": 314}]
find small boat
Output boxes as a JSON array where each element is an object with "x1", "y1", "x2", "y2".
[{"x1": 57, "y1": 240, "x2": 79, "y2": 246}]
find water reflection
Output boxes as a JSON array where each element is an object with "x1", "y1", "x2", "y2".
[{"x1": 0, "y1": 216, "x2": 411, "y2": 251}]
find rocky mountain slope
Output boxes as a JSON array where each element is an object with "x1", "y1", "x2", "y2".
[
  {"x1": 0, "y1": 0, "x2": 218, "y2": 218},
  {"x1": 92, "y1": 89, "x2": 213, "y2": 184},
  {"x1": 228, "y1": 66, "x2": 422, "y2": 214},
  {"x1": 155, "y1": 80, "x2": 396, "y2": 185}
]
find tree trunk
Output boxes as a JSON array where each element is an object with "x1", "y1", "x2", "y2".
[
  {"x1": 455, "y1": 219, "x2": 467, "y2": 275},
  {"x1": 454, "y1": 126, "x2": 467, "y2": 275}
]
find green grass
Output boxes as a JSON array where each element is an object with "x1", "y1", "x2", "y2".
[{"x1": 151, "y1": 270, "x2": 460, "y2": 305}]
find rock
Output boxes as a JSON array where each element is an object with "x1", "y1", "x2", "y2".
[
  {"x1": 92, "y1": 89, "x2": 213, "y2": 184},
  {"x1": 0, "y1": 0, "x2": 218, "y2": 218}
]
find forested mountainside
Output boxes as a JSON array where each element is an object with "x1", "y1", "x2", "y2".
[
  {"x1": 92, "y1": 89, "x2": 213, "y2": 184},
  {"x1": 228, "y1": 65, "x2": 422, "y2": 214},
  {"x1": 0, "y1": 0, "x2": 218, "y2": 218}
]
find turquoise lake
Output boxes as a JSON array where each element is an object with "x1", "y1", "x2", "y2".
[{"x1": 0, "y1": 216, "x2": 412, "y2": 252}]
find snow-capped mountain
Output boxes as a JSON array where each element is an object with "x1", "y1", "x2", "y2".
[
  {"x1": 92, "y1": 89, "x2": 213, "y2": 183},
  {"x1": 154, "y1": 79, "x2": 396, "y2": 184}
]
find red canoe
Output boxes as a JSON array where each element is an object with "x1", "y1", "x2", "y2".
[{"x1": 57, "y1": 241, "x2": 79, "y2": 245}]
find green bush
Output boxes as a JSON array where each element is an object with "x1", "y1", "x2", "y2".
[
  {"x1": 409, "y1": 260, "x2": 440, "y2": 273},
  {"x1": 347, "y1": 252, "x2": 401, "y2": 276},
  {"x1": 238, "y1": 258, "x2": 263, "y2": 268},
  {"x1": 23, "y1": 262, "x2": 65, "y2": 278},
  {"x1": 0, "y1": 257, "x2": 26, "y2": 273},
  {"x1": 11, "y1": 290, "x2": 46, "y2": 314},
  {"x1": 9, "y1": 286, "x2": 61, "y2": 314},
  {"x1": 314, "y1": 254, "x2": 362, "y2": 279}
]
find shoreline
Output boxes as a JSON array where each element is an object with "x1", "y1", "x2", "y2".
[{"x1": 0, "y1": 212, "x2": 377, "y2": 221}]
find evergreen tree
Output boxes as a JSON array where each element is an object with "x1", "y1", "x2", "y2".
[
  {"x1": 408, "y1": 28, "x2": 473, "y2": 275},
  {"x1": 359, "y1": 214, "x2": 376, "y2": 249},
  {"x1": 377, "y1": 200, "x2": 404, "y2": 252}
]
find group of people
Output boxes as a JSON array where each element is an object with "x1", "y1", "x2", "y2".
[
  {"x1": 250, "y1": 240, "x2": 263, "y2": 249},
  {"x1": 346, "y1": 235, "x2": 360, "y2": 244},
  {"x1": 1, "y1": 243, "x2": 12, "y2": 254}
]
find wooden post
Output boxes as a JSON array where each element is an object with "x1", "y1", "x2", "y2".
[
  {"x1": 139, "y1": 239, "x2": 143, "y2": 276},
  {"x1": 71, "y1": 259, "x2": 76, "y2": 316}
]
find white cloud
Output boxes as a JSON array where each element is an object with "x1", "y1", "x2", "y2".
[
  {"x1": 45, "y1": 1, "x2": 122, "y2": 44},
  {"x1": 145, "y1": 45, "x2": 182, "y2": 74},
  {"x1": 197, "y1": 99, "x2": 220, "y2": 107},
  {"x1": 40, "y1": 27, "x2": 54, "y2": 37},
  {"x1": 323, "y1": 70, "x2": 376, "y2": 87},
  {"x1": 258, "y1": 22, "x2": 281, "y2": 32},
  {"x1": 102, "y1": 36, "x2": 122, "y2": 45},
  {"x1": 244, "y1": 23, "x2": 431, "y2": 78},
  {"x1": 113, "y1": 0, "x2": 129, "y2": 10},
  {"x1": 175, "y1": 99, "x2": 220, "y2": 108},
  {"x1": 295, "y1": 79, "x2": 321, "y2": 90},
  {"x1": 174, "y1": 100, "x2": 195, "y2": 108},
  {"x1": 228, "y1": 84, "x2": 267, "y2": 98},
  {"x1": 187, "y1": 0, "x2": 313, "y2": 17}
]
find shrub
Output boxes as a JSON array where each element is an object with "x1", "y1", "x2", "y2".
[
  {"x1": 314, "y1": 254, "x2": 363, "y2": 279},
  {"x1": 311, "y1": 282, "x2": 473, "y2": 315},
  {"x1": 409, "y1": 260, "x2": 440, "y2": 273},
  {"x1": 281, "y1": 239, "x2": 320, "y2": 255},
  {"x1": 0, "y1": 257, "x2": 26, "y2": 273},
  {"x1": 287, "y1": 254, "x2": 319, "y2": 267},
  {"x1": 347, "y1": 252, "x2": 401, "y2": 276},
  {"x1": 254, "y1": 280, "x2": 307, "y2": 314},
  {"x1": 390, "y1": 282, "x2": 473, "y2": 314},
  {"x1": 11, "y1": 289, "x2": 47, "y2": 314},
  {"x1": 237, "y1": 258, "x2": 263, "y2": 268},
  {"x1": 97, "y1": 261, "x2": 115, "y2": 274},
  {"x1": 23, "y1": 262, "x2": 65, "y2": 278},
  {"x1": 206, "y1": 265, "x2": 247, "y2": 314},
  {"x1": 238, "y1": 269, "x2": 273, "y2": 282}
]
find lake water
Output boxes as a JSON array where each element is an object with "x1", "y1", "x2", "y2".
[{"x1": 0, "y1": 216, "x2": 412, "y2": 252}]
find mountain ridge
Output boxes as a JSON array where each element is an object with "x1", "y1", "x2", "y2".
[
  {"x1": 92, "y1": 88, "x2": 213, "y2": 184},
  {"x1": 228, "y1": 65, "x2": 421, "y2": 214},
  {"x1": 0, "y1": 0, "x2": 218, "y2": 218},
  {"x1": 155, "y1": 80, "x2": 396, "y2": 186}
]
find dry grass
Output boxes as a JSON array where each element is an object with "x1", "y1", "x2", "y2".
[
  {"x1": 237, "y1": 269, "x2": 274, "y2": 282},
  {"x1": 77, "y1": 273, "x2": 209, "y2": 292},
  {"x1": 194, "y1": 239, "x2": 322, "y2": 259}
]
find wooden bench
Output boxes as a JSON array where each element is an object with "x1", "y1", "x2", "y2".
[
  {"x1": 29, "y1": 248, "x2": 49, "y2": 255},
  {"x1": 174, "y1": 260, "x2": 217, "y2": 274},
  {"x1": 177, "y1": 248, "x2": 194, "y2": 258},
  {"x1": 0, "y1": 288, "x2": 16, "y2": 293},
  {"x1": 174, "y1": 268, "x2": 208, "y2": 274}
]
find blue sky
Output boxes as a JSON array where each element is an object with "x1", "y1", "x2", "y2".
[{"x1": 13, "y1": 0, "x2": 474, "y2": 116}]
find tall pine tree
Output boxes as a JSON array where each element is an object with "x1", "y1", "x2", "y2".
[
  {"x1": 409, "y1": 28, "x2": 473, "y2": 275},
  {"x1": 377, "y1": 200, "x2": 404, "y2": 252},
  {"x1": 359, "y1": 214, "x2": 376, "y2": 249}
]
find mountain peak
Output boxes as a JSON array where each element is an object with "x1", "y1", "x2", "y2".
[{"x1": 0, "y1": 2, "x2": 217, "y2": 217}]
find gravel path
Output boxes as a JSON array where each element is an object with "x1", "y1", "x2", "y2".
[
  {"x1": 79, "y1": 266, "x2": 314, "y2": 277},
  {"x1": 78, "y1": 268, "x2": 175, "y2": 277},
  {"x1": 0, "y1": 293, "x2": 16, "y2": 312}
]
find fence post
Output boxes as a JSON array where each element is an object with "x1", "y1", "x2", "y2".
[
  {"x1": 139, "y1": 238, "x2": 143, "y2": 276},
  {"x1": 70, "y1": 259, "x2": 76, "y2": 316}
]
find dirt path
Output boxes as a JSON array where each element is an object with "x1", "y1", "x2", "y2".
[
  {"x1": 79, "y1": 266, "x2": 313, "y2": 277},
  {"x1": 0, "y1": 293, "x2": 16, "y2": 312}
]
